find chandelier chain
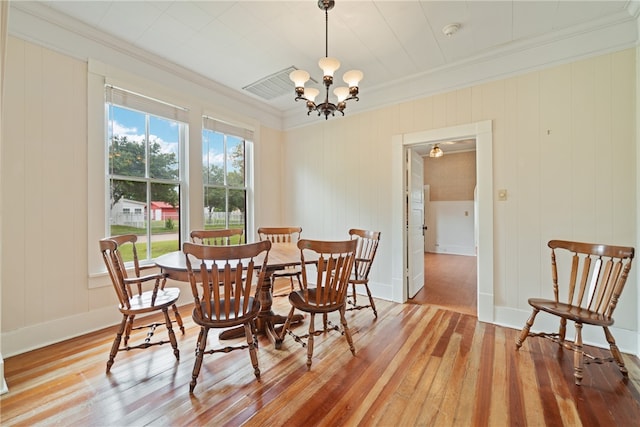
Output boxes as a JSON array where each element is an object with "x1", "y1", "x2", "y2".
[{"x1": 325, "y1": 6, "x2": 329, "y2": 58}]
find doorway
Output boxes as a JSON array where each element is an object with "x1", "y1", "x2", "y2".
[
  {"x1": 391, "y1": 120, "x2": 493, "y2": 323},
  {"x1": 413, "y1": 144, "x2": 477, "y2": 315}
]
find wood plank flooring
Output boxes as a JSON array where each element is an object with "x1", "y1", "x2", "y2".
[
  {"x1": 409, "y1": 253, "x2": 477, "y2": 316},
  {"x1": 2, "y1": 278, "x2": 640, "y2": 426}
]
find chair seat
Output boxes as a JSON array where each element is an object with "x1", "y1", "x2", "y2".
[
  {"x1": 192, "y1": 297, "x2": 261, "y2": 328},
  {"x1": 120, "y1": 287, "x2": 181, "y2": 314},
  {"x1": 528, "y1": 298, "x2": 614, "y2": 327},
  {"x1": 289, "y1": 288, "x2": 343, "y2": 314}
]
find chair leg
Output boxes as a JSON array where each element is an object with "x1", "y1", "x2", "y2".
[
  {"x1": 163, "y1": 308, "x2": 179, "y2": 360},
  {"x1": 573, "y1": 322, "x2": 584, "y2": 385},
  {"x1": 107, "y1": 315, "x2": 128, "y2": 373},
  {"x1": 364, "y1": 284, "x2": 378, "y2": 318},
  {"x1": 172, "y1": 304, "x2": 185, "y2": 334},
  {"x1": 124, "y1": 314, "x2": 135, "y2": 346},
  {"x1": 351, "y1": 283, "x2": 358, "y2": 306},
  {"x1": 307, "y1": 313, "x2": 316, "y2": 370},
  {"x1": 603, "y1": 326, "x2": 628, "y2": 377},
  {"x1": 251, "y1": 320, "x2": 259, "y2": 350},
  {"x1": 515, "y1": 308, "x2": 539, "y2": 349},
  {"x1": 244, "y1": 322, "x2": 260, "y2": 380},
  {"x1": 280, "y1": 306, "x2": 297, "y2": 342},
  {"x1": 559, "y1": 317, "x2": 567, "y2": 344},
  {"x1": 190, "y1": 327, "x2": 209, "y2": 393},
  {"x1": 340, "y1": 307, "x2": 356, "y2": 355},
  {"x1": 347, "y1": 283, "x2": 377, "y2": 318}
]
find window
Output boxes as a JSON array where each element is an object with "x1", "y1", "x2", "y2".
[
  {"x1": 202, "y1": 117, "x2": 252, "y2": 242},
  {"x1": 106, "y1": 86, "x2": 188, "y2": 262}
]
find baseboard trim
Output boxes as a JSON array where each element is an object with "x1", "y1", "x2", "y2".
[{"x1": 1, "y1": 306, "x2": 122, "y2": 358}]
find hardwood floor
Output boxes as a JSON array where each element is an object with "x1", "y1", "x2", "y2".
[
  {"x1": 2, "y1": 278, "x2": 640, "y2": 426},
  {"x1": 409, "y1": 253, "x2": 477, "y2": 316}
]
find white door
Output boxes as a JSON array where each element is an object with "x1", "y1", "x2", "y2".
[{"x1": 407, "y1": 148, "x2": 425, "y2": 298}]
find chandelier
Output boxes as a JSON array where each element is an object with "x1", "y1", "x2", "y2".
[{"x1": 289, "y1": 0, "x2": 363, "y2": 120}]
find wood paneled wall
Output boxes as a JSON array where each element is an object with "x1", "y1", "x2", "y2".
[
  {"x1": 284, "y1": 49, "x2": 637, "y2": 345},
  {"x1": 1, "y1": 32, "x2": 636, "y2": 358}
]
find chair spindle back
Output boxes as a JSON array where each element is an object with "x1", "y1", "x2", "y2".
[
  {"x1": 257, "y1": 227, "x2": 302, "y2": 244},
  {"x1": 190, "y1": 228, "x2": 244, "y2": 246},
  {"x1": 549, "y1": 240, "x2": 634, "y2": 318},
  {"x1": 183, "y1": 241, "x2": 271, "y2": 322},
  {"x1": 298, "y1": 239, "x2": 357, "y2": 307}
]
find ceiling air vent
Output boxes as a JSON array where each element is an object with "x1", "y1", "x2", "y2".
[{"x1": 243, "y1": 66, "x2": 317, "y2": 101}]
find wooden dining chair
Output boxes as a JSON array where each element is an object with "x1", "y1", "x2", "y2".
[
  {"x1": 280, "y1": 238, "x2": 357, "y2": 370},
  {"x1": 183, "y1": 240, "x2": 271, "y2": 393},
  {"x1": 347, "y1": 229, "x2": 381, "y2": 318},
  {"x1": 257, "y1": 227, "x2": 303, "y2": 295},
  {"x1": 190, "y1": 228, "x2": 244, "y2": 245},
  {"x1": 515, "y1": 240, "x2": 634, "y2": 385},
  {"x1": 99, "y1": 234, "x2": 184, "y2": 373}
]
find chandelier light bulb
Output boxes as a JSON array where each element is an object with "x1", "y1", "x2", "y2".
[
  {"x1": 305, "y1": 87, "x2": 320, "y2": 102},
  {"x1": 333, "y1": 86, "x2": 349, "y2": 102},
  {"x1": 289, "y1": 69, "x2": 310, "y2": 87},
  {"x1": 343, "y1": 70, "x2": 363, "y2": 87},
  {"x1": 319, "y1": 57, "x2": 340, "y2": 77}
]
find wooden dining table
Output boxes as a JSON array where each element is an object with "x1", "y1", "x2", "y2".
[{"x1": 154, "y1": 242, "x2": 310, "y2": 349}]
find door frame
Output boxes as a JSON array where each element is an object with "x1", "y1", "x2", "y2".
[{"x1": 391, "y1": 120, "x2": 494, "y2": 323}]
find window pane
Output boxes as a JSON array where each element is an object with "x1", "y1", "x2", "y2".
[
  {"x1": 109, "y1": 179, "x2": 146, "y2": 236},
  {"x1": 228, "y1": 188, "x2": 246, "y2": 228},
  {"x1": 203, "y1": 130, "x2": 224, "y2": 185},
  {"x1": 204, "y1": 187, "x2": 226, "y2": 227},
  {"x1": 108, "y1": 105, "x2": 146, "y2": 177},
  {"x1": 106, "y1": 87, "x2": 186, "y2": 266},
  {"x1": 149, "y1": 183, "x2": 180, "y2": 256},
  {"x1": 226, "y1": 135, "x2": 245, "y2": 186},
  {"x1": 149, "y1": 115, "x2": 180, "y2": 180}
]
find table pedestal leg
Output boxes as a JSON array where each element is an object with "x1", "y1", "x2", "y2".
[{"x1": 219, "y1": 271, "x2": 303, "y2": 347}]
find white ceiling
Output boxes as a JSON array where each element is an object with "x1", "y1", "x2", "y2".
[{"x1": 11, "y1": 1, "x2": 640, "y2": 129}]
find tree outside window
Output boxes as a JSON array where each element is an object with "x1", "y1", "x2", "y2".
[{"x1": 107, "y1": 100, "x2": 185, "y2": 262}]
